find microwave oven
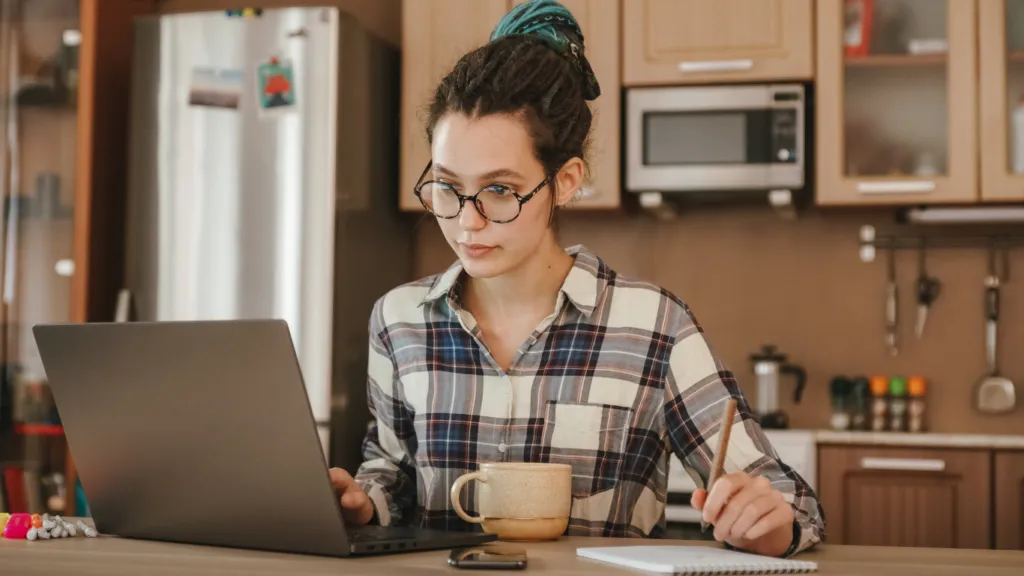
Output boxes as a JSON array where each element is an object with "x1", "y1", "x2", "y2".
[{"x1": 625, "y1": 83, "x2": 807, "y2": 206}]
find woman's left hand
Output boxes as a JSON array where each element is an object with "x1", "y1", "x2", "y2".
[{"x1": 690, "y1": 472, "x2": 795, "y2": 557}]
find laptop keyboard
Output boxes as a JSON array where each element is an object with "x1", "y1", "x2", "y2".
[{"x1": 348, "y1": 525, "x2": 419, "y2": 542}]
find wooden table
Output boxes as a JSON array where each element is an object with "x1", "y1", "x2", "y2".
[{"x1": 2, "y1": 532, "x2": 1023, "y2": 575}]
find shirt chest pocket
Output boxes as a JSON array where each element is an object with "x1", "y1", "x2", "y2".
[{"x1": 540, "y1": 401, "x2": 633, "y2": 498}]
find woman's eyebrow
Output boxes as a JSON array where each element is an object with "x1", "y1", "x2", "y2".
[{"x1": 433, "y1": 164, "x2": 524, "y2": 181}]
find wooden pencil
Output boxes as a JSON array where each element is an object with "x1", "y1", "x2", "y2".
[{"x1": 701, "y1": 398, "x2": 737, "y2": 533}]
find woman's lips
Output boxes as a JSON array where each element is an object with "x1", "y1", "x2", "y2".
[{"x1": 459, "y1": 243, "x2": 496, "y2": 258}]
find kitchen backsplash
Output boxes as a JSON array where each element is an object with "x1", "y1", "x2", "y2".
[{"x1": 412, "y1": 205, "x2": 1024, "y2": 435}]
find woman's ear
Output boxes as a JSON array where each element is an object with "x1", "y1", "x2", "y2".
[{"x1": 553, "y1": 157, "x2": 585, "y2": 207}]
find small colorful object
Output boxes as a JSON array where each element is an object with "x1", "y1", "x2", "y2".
[
  {"x1": 2, "y1": 513, "x2": 32, "y2": 539},
  {"x1": 31, "y1": 514, "x2": 42, "y2": 528}
]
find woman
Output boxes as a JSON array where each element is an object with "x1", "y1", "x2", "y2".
[{"x1": 329, "y1": 0, "x2": 824, "y2": 558}]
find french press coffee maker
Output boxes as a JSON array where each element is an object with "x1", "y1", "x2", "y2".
[{"x1": 749, "y1": 345, "x2": 807, "y2": 429}]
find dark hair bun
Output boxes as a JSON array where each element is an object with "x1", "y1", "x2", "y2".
[{"x1": 489, "y1": 0, "x2": 600, "y2": 100}]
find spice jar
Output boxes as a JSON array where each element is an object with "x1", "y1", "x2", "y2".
[
  {"x1": 869, "y1": 376, "x2": 889, "y2": 432},
  {"x1": 829, "y1": 377, "x2": 852, "y2": 430},
  {"x1": 908, "y1": 376, "x2": 927, "y2": 433},
  {"x1": 888, "y1": 377, "x2": 908, "y2": 432}
]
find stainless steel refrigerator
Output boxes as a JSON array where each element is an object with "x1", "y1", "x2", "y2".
[{"x1": 122, "y1": 7, "x2": 413, "y2": 474}]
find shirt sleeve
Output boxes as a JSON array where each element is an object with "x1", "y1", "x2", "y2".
[
  {"x1": 354, "y1": 300, "x2": 418, "y2": 526},
  {"x1": 661, "y1": 307, "x2": 825, "y2": 557}
]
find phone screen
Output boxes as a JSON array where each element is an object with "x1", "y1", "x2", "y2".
[{"x1": 449, "y1": 546, "x2": 528, "y2": 569}]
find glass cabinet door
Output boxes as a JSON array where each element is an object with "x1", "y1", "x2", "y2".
[
  {"x1": 0, "y1": 0, "x2": 79, "y2": 516},
  {"x1": 816, "y1": 0, "x2": 977, "y2": 205},
  {"x1": 979, "y1": 0, "x2": 1024, "y2": 201}
]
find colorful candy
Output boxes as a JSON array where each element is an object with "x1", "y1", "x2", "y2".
[{"x1": 2, "y1": 513, "x2": 32, "y2": 539}]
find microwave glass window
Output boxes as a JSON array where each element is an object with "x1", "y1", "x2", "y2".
[
  {"x1": 643, "y1": 111, "x2": 769, "y2": 165},
  {"x1": 843, "y1": 0, "x2": 949, "y2": 177}
]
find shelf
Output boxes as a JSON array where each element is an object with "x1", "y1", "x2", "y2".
[
  {"x1": 1009, "y1": 50, "x2": 1024, "y2": 63},
  {"x1": 14, "y1": 424, "x2": 65, "y2": 436},
  {"x1": 845, "y1": 53, "x2": 947, "y2": 68}
]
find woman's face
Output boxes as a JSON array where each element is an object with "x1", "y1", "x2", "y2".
[{"x1": 427, "y1": 112, "x2": 580, "y2": 279}]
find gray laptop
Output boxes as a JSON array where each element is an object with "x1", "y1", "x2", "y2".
[{"x1": 32, "y1": 319, "x2": 496, "y2": 557}]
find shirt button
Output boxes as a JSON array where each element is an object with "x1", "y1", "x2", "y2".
[{"x1": 498, "y1": 442, "x2": 508, "y2": 453}]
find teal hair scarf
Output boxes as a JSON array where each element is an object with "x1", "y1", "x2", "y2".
[{"x1": 490, "y1": 0, "x2": 601, "y2": 101}]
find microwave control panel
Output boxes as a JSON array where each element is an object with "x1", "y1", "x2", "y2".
[{"x1": 770, "y1": 90, "x2": 801, "y2": 164}]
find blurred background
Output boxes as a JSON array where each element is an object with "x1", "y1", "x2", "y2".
[{"x1": 0, "y1": 0, "x2": 1022, "y2": 551}]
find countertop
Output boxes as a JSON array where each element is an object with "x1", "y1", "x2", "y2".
[
  {"x1": 812, "y1": 429, "x2": 1024, "y2": 449},
  {"x1": 2, "y1": 532, "x2": 1023, "y2": 575}
]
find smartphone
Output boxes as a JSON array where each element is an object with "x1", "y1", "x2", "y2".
[{"x1": 448, "y1": 546, "x2": 528, "y2": 570}]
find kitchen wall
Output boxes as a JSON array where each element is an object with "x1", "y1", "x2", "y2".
[{"x1": 413, "y1": 205, "x2": 1024, "y2": 436}]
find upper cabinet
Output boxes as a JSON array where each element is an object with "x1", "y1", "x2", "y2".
[
  {"x1": 527, "y1": 0, "x2": 620, "y2": 209},
  {"x1": 979, "y1": 0, "x2": 1024, "y2": 202},
  {"x1": 622, "y1": 0, "x2": 813, "y2": 86},
  {"x1": 816, "y1": 0, "x2": 978, "y2": 205},
  {"x1": 400, "y1": 0, "x2": 620, "y2": 212},
  {"x1": 399, "y1": 0, "x2": 511, "y2": 212}
]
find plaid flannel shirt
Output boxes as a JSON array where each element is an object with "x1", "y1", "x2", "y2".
[{"x1": 355, "y1": 245, "x2": 824, "y2": 555}]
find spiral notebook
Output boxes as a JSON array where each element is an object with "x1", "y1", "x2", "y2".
[{"x1": 576, "y1": 545, "x2": 818, "y2": 575}]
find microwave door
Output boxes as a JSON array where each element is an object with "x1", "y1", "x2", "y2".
[{"x1": 625, "y1": 85, "x2": 804, "y2": 193}]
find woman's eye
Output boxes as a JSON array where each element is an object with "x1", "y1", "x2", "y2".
[{"x1": 485, "y1": 185, "x2": 513, "y2": 197}]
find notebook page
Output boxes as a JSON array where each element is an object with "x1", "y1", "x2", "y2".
[{"x1": 576, "y1": 545, "x2": 818, "y2": 575}]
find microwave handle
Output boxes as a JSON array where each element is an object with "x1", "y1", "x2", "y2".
[{"x1": 678, "y1": 59, "x2": 754, "y2": 74}]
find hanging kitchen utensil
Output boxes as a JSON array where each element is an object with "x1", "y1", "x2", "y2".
[
  {"x1": 885, "y1": 241, "x2": 898, "y2": 355},
  {"x1": 914, "y1": 238, "x2": 941, "y2": 339},
  {"x1": 975, "y1": 246, "x2": 1016, "y2": 413}
]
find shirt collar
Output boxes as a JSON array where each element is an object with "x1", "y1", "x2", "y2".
[{"x1": 419, "y1": 244, "x2": 607, "y2": 317}]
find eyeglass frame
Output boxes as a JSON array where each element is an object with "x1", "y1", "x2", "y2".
[{"x1": 412, "y1": 160, "x2": 550, "y2": 224}]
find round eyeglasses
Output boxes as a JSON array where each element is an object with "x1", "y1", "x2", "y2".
[{"x1": 413, "y1": 161, "x2": 549, "y2": 224}]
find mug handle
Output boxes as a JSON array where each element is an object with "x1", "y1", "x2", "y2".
[{"x1": 450, "y1": 471, "x2": 487, "y2": 524}]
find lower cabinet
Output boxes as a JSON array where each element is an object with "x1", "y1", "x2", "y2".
[
  {"x1": 995, "y1": 451, "x2": 1024, "y2": 550},
  {"x1": 818, "y1": 445, "x2": 991, "y2": 549}
]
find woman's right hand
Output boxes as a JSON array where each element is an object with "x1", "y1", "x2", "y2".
[{"x1": 329, "y1": 467, "x2": 375, "y2": 525}]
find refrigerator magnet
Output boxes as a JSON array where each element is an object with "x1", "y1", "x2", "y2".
[
  {"x1": 187, "y1": 66, "x2": 243, "y2": 110},
  {"x1": 256, "y1": 56, "x2": 297, "y2": 117}
]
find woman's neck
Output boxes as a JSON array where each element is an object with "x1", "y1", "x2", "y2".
[{"x1": 463, "y1": 239, "x2": 574, "y2": 320}]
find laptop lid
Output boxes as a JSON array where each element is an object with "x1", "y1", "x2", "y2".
[{"x1": 33, "y1": 319, "x2": 353, "y2": 557}]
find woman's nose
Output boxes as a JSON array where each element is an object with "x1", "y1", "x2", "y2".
[{"x1": 458, "y1": 199, "x2": 487, "y2": 230}]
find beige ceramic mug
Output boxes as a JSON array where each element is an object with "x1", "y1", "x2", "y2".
[{"x1": 449, "y1": 462, "x2": 572, "y2": 541}]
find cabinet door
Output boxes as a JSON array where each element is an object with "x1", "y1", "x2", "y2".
[
  {"x1": 399, "y1": 0, "x2": 510, "y2": 211},
  {"x1": 816, "y1": 0, "x2": 978, "y2": 205},
  {"x1": 979, "y1": 0, "x2": 1024, "y2": 201},
  {"x1": 622, "y1": 0, "x2": 813, "y2": 86},
  {"x1": 818, "y1": 445, "x2": 990, "y2": 548},
  {"x1": 995, "y1": 451, "x2": 1024, "y2": 550},
  {"x1": 519, "y1": 0, "x2": 620, "y2": 209}
]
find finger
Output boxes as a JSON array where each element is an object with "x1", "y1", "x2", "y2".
[
  {"x1": 341, "y1": 489, "x2": 369, "y2": 510},
  {"x1": 712, "y1": 481, "x2": 767, "y2": 542},
  {"x1": 728, "y1": 494, "x2": 779, "y2": 542},
  {"x1": 690, "y1": 489, "x2": 707, "y2": 511},
  {"x1": 744, "y1": 503, "x2": 795, "y2": 542},
  {"x1": 702, "y1": 473, "x2": 749, "y2": 527},
  {"x1": 329, "y1": 467, "x2": 359, "y2": 493}
]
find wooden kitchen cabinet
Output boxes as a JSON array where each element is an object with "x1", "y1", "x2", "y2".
[
  {"x1": 979, "y1": 0, "x2": 1024, "y2": 202},
  {"x1": 515, "y1": 0, "x2": 620, "y2": 209},
  {"x1": 399, "y1": 0, "x2": 510, "y2": 212},
  {"x1": 622, "y1": 0, "x2": 813, "y2": 86},
  {"x1": 995, "y1": 451, "x2": 1024, "y2": 550},
  {"x1": 818, "y1": 445, "x2": 991, "y2": 549},
  {"x1": 816, "y1": 0, "x2": 978, "y2": 206},
  {"x1": 401, "y1": 0, "x2": 620, "y2": 211}
]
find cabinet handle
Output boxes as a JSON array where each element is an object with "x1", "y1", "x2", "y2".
[
  {"x1": 860, "y1": 457, "x2": 946, "y2": 472},
  {"x1": 857, "y1": 181, "x2": 936, "y2": 194},
  {"x1": 678, "y1": 59, "x2": 754, "y2": 73}
]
